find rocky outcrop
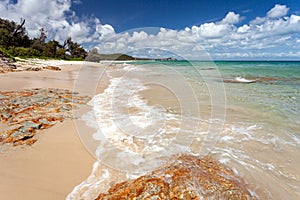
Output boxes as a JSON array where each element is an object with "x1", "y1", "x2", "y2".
[
  {"x1": 0, "y1": 88, "x2": 90, "y2": 146},
  {"x1": 0, "y1": 50, "x2": 16, "y2": 73},
  {"x1": 96, "y1": 155, "x2": 253, "y2": 200},
  {"x1": 0, "y1": 52, "x2": 61, "y2": 73}
]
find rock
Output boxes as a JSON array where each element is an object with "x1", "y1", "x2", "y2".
[
  {"x1": 14, "y1": 138, "x2": 37, "y2": 146},
  {"x1": 0, "y1": 52, "x2": 17, "y2": 72},
  {"x1": 0, "y1": 88, "x2": 91, "y2": 146},
  {"x1": 43, "y1": 66, "x2": 61, "y2": 71},
  {"x1": 23, "y1": 121, "x2": 42, "y2": 130},
  {"x1": 96, "y1": 155, "x2": 252, "y2": 200},
  {"x1": 25, "y1": 67, "x2": 42, "y2": 71},
  {"x1": 0, "y1": 52, "x2": 61, "y2": 73},
  {"x1": 7, "y1": 63, "x2": 17, "y2": 69},
  {"x1": 1, "y1": 113, "x2": 12, "y2": 121},
  {"x1": 0, "y1": 94, "x2": 8, "y2": 99},
  {"x1": 4, "y1": 129, "x2": 36, "y2": 146}
]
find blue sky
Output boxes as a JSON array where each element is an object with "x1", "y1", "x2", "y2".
[
  {"x1": 1, "y1": 0, "x2": 300, "y2": 60},
  {"x1": 72, "y1": 0, "x2": 300, "y2": 32}
]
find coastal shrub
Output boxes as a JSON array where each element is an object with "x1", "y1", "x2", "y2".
[
  {"x1": 29, "y1": 48, "x2": 42, "y2": 57},
  {"x1": 7, "y1": 47, "x2": 29, "y2": 57},
  {"x1": 0, "y1": 17, "x2": 87, "y2": 60},
  {"x1": 0, "y1": 46, "x2": 15, "y2": 60},
  {"x1": 55, "y1": 48, "x2": 67, "y2": 59}
]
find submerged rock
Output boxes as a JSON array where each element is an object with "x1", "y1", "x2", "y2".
[
  {"x1": 0, "y1": 88, "x2": 91, "y2": 146},
  {"x1": 96, "y1": 155, "x2": 253, "y2": 200}
]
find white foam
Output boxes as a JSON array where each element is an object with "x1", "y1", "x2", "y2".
[
  {"x1": 89, "y1": 75, "x2": 183, "y2": 156},
  {"x1": 235, "y1": 77, "x2": 256, "y2": 83},
  {"x1": 66, "y1": 161, "x2": 111, "y2": 200},
  {"x1": 81, "y1": 110, "x2": 99, "y2": 130},
  {"x1": 123, "y1": 65, "x2": 145, "y2": 71},
  {"x1": 290, "y1": 134, "x2": 300, "y2": 146}
]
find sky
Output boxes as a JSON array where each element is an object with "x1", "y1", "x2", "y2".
[{"x1": 1, "y1": 0, "x2": 300, "y2": 60}]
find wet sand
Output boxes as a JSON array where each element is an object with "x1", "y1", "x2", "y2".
[{"x1": 0, "y1": 61, "x2": 108, "y2": 199}]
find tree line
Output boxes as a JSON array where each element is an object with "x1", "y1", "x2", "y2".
[{"x1": 0, "y1": 18, "x2": 87, "y2": 60}]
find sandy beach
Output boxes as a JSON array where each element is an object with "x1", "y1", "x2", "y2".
[{"x1": 0, "y1": 61, "x2": 108, "y2": 199}]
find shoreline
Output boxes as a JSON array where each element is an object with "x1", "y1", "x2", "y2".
[
  {"x1": 0, "y1": 60, "x2": 109, "y2": 199},
  {"x1": 1, "y1": 59, "x2": 299, "y2": 199}
]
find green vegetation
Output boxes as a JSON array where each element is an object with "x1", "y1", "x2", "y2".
[
  {"x1": 0, "y1": 18, "x2": 87, "y2": 60},
  {"x1": 0, "y1": 46, "x2": 15, "y2": 61}
]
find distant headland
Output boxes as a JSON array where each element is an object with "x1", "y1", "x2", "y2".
[{"x1": 85, "y1": 48, "x2": 177, "y2": 62}]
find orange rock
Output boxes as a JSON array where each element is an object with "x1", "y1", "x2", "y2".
[
  {"x1": 0, "y1": 88, "x2": 91, "y2": 146},
  {"x1": 13, "y1": 137, "x2": 37, "y2": 146},
  {"x1": 43, "y1": 66, "x2": 61, "y2": 71},
  {"x1": 96, "y1": 155, "x2": 252, "y2": 200}
]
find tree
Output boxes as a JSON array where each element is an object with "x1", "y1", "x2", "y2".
[
  {"x1": 42, "y1": 40, "x2": 58, "y2": 57},
  {"x1": 31, "y1": 28, "x2": 48, "y2": 53},
  {"x1": 0, "y1": 18, "x2": 29, "y2": 47},
  {"x1": 64, "y1": 37, "x2": 87, "y2": 59},
  {"x1": 31, "y1": 38, "x2": 43, "y2": 52},
  {"x1": 0, "y1": 27, "x2": 11, "y2": 47},
  {"x1": 39, "y1": 28, "x2": 47, "y2": 44},
  {"x1": 0, "y1": 17, "x2": 86, "y2": 60},
  {"x1": 56, "y1": 47, "x2": 67, "y2": 59}
]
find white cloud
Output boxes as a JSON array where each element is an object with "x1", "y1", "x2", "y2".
[
  {"x1": 267, "y1": 4, "x2": 289, "y2": 18},
  {"x1": 221, "y1": 12, "x2": 240, "y2": 24},
  {"x1": 0, "y1": 0, "x2": 114, "y2": 44},
  {"x1": 128, "y1": 31, "x2": 148, "y2": 43},
  {"x1": 72, "y1": 0, "x2": 82, "y2": 4},
  {"x1": 0, "y1": 1, "x2": 299, "y2": 60},
  {"x1": 189, "y1": 12, "x2": 240, "y2": 39},
  {"x1": 195, "y1": 23, "x2": 229, "y2": 38},
  {"x1": 237, "y1": 25, "x2": 250, "y2": 33},
  {"x1": 95, "y1": 5, "x2": 300, "y2": 60},
  {"x1": 250, "y1": 17, "x2": 266, "y2": 25}
]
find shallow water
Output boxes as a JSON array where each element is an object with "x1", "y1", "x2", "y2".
[{"x1": 68, "y1": 61, "x2": 300, "y2": 199}]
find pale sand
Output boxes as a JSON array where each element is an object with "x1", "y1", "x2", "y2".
[{"x1": 0, "y1": 61, "x2": 109, "y2": 199}]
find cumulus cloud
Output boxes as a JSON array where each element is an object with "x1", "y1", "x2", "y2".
[
  {"x1": 221, "y1": 12, "x2": 240, "y2": 24},
  {"x1": 0, "y1": 0, "x2": 114, "y2": 44},
  {"x1": 250, "y1": 17, "x2": 266, "y2": 25},
  {"x1": 95, "y1": 4, "x2": 300, "y2": 60},
  {"x1": 187, "y1": 12, "x2": 240, "y2": 40},
  {"x1": 267, "y1": 4, "x2": 289, "y2": 18}
]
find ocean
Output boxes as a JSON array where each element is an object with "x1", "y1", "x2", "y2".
[{"x1": 68, "y1": 60, "x2": 300, "y2": 199}]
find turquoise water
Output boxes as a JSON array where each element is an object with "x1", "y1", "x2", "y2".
[
  {"x1": 71, "y1": 60, "x2": 300, "y2": 199},
  {"x1": 135, "y1": 60, "x2": 300, "y2": 121},
  {"x1": 129, "y1": 60, "x2": 300, "y2": 199},
  {"x1": 217, "y1": 61, "x2": 300, "y2": 120}
]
